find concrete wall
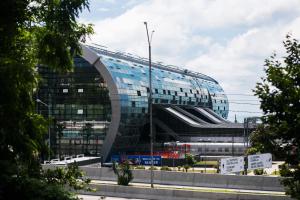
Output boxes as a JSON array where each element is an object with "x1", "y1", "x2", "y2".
[
  {"x1": 80, "y1": 184, "x2": 292, "y2": 200},
  {"x1": 79, "y1": 167, "x2": 285, "y2": 192}
]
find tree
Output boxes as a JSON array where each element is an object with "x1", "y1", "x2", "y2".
[
  {"x1": 54, "y1": 119, "x2": 66, "y2": 160},
  {"x1": 185, "y1": 153, "x2": 196, "y2": 170},
  {"x1": 253, "y1": 35, "x2": 300, "y2": 199},
  {"x1": 0, "y1": 0, "x2": 93, "y2": 199}
]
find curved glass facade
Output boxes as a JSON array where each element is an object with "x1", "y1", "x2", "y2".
[
  {"x1": 98, "y1": 47, "x2": 229, "y2": 123},
  {"x1": 87, "y1": 45, "x2": 230, "y2": 155},
  {"x1": 38, "y1": 45, "x2": 234, "y2": 161}
]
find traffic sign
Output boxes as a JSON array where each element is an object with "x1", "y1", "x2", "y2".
[
  {"x1": 220, "y1": 156, "x2": 244, "y2": 174},
  {"x1": 248, "y1": 153, "x2": 272, "y2": 170}
]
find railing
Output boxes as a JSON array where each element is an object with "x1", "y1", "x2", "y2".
[{"x1": 86, "y1": 44, "x2": 218, "y2": 83}]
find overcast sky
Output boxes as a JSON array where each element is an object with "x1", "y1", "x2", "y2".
[{"x1": 80, "y1": 0, "x2": 300, "y2": 122}]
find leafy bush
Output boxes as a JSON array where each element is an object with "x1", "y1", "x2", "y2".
[
  {"x1": 185, "y1": 154, "x2": 196, "y2": 167},
  {"x1": 160, "y1": 166, "x2": 172, "y2": 171},
  {"x1": 183, "y1": 165, "x2": 190, "y2": 172},
  {"x1": 254, "y1": 169, "x2": 264, "y2": 175},
  {"x1": 112, "y1": 160, "x2": 133, "y2": 186},
  {"x1": 177, "y1": 166, "x2": 182, "y2": 171},
  {"x1": 149, "y1": 166, "x2": 158, "y2": 170}
]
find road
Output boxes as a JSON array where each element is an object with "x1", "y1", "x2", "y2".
[{"x1": 90, "y1": 180, "x2": 285, "y2": 196}]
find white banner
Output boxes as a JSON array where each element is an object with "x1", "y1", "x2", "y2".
[
  {"x1": 220, "y1": 156, "x2": 245, "y2": 174},
  {"x1": 248, "y1": 153, "x2": 272, "y2": 170}
]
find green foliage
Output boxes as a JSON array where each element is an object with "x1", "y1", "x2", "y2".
[
  {"x1": 160, "y1": 166, "x2": 172, "y2": 171},
  {"x1": 43, "y1": 164, "x2": 93, "y2": 191},
  {"x1": 1, "y1": 163, "x2": 95, "y2": 200},
  {"x1": 113, "y1": 160, "x2": 134, "y2": 186},
  {"x1": 254, "y1": 34, "x2": 300, "y2": 199},
  {"x1": 177, "y1": 166, "x2": 182, "y2": 171},
  {"x1": 149, "y1": 166, "x2": 158, "y2": 170},
  {"x1": 185, "y1": 153, "x2": 196, "y2": 168},
  {"x1": 0, "y1": 0, "x2": 93, "y2": 199},
  {"x1": 183, "y1": 164, "x2": 190, "y2": 172},
  {"x1": 253, "y1": 169, "x2": 264, "y2": 175}
]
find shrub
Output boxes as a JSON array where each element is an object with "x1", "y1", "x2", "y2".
[
  {"x1": 160, "y1": 166, "x2": 172, "y2": 171},
  {"x1": 177, "y1": 166, "x2": 182, "y2": 171},
  {"x1": 254, "y1": 169, "x2": 264, "y2": 175},
  {"x1": 112, "y1": 160, "x2": 133, "y2": 186},
  {"x1": 183, "y1": 165, "x2": 190, "y2": 172},
  {"x1": 149, "y1": 166, "x2": 158, "y2": 170}
]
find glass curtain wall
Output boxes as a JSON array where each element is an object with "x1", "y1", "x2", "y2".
[{"x1": 37, "y1": 56, "x2": 111, "y2": 158}]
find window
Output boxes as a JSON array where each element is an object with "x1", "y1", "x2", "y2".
[
  {"x1": 218, "y1": 106, "x2": 219, "y2": 110},
  {"x1": 146, "y1": 87, "x2": 150, "y2": 93},
  {"x1": 196, "y1": 90, "x2": 199, "y2": 94},
  {"x1": 63, "y1": 89, "x2": 68, "y2": 93},
  {"x1": 180, "y1": 88, "x2": 183, "y2": 92},
  {"x1": 163, "y1": 90, "x2": 166, "y2": 94},
  {"x1": 225, "y1": 148, "x2": 229, "y2": 152},
  {"x1": 190, "y1": 89, "x2": 193, "y2": 93},
  {"x1": 175, "y1": 91, "x2": 177, "y2": 96},
  {"x1": 224, "y1": 107, "x2": 226, "y2": 110},
  {"x1": 185, "y1": 92, "x2": 188, "y2": 97},
  {"x1": 168, "y1": 90, "x2": 171, "y2": 95},
  {"x1": 194, "y1": 94, "x2": 197, "y2": 98},
  {"x1": 77, "y1": 109, "x2": 83, "y2": 114},
  {"x1": 221, "y1": 100, "x2": 223, "y2": 103},
  {"x1": 155, "y1": 89, "x2": 158, "y2": 94},
  {"x1": 132, "y1": 101, "x2": 136, "y2": 107},
  {"x1": 142, "y1": 107, "x2": 145, "y2": 113},
  {"x1": 78, "y1": 88, "x2": 83, "y2": 93},
  {"x1": 218, "y1": 148, "x2": 222, "y2": 152},
  {"x1": 137, "y1": 90, "x2": 141, "y2": 96}
]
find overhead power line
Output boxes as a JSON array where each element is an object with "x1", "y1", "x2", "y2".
[
  {"x1": 229, "y1": 110, "x2": 263, "y2": 114},
  {"x1": 226, "y1": 94, "x2": 256, "y2": 96},
  {"x1": 228, "y1": 99, "x2": 260, "y2": 102}
]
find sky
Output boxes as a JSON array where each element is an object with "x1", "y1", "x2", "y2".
[{"x1": 79, "y1": 0, "x2": 300, "y2": 122}]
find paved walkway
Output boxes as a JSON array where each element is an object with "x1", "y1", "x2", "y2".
[{"x1": 78, "y1": 194, "x2": 145, "y2": 200}]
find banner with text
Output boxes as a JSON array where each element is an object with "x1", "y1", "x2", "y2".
[
  {"x1": 220, "y1": 156, "x2": 245, "y2": 174},
  {"x1": 248, "y1": 153, "x2": 272, "y2": 170}
]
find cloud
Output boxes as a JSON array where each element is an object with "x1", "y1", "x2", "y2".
[
  {"x1": 97, "y1": 7, "x2": 110, "y2": 12},
  {"x1": 82, "y1": 0, "x2": 300, "y2": 121}
]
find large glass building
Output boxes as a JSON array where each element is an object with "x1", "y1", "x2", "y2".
[{"x1": 37, "y1": 44, "x2": 248, "y2": 161}]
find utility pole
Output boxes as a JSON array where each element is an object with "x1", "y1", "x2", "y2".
[{"x1": 144, "y1": 21, "x2": 155, "y2": 188}]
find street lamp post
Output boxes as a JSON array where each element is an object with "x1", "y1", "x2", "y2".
[
  {"x1": 144, "y1": 21, "x2": 155, "y2": 188},
  {"x1": 36, "y1": 98, "x2": 51, "y2": 161}
]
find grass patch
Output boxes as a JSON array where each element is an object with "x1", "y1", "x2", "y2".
[{"x1": 196, "y1": 161, "x2": 218, "y2": 166}]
